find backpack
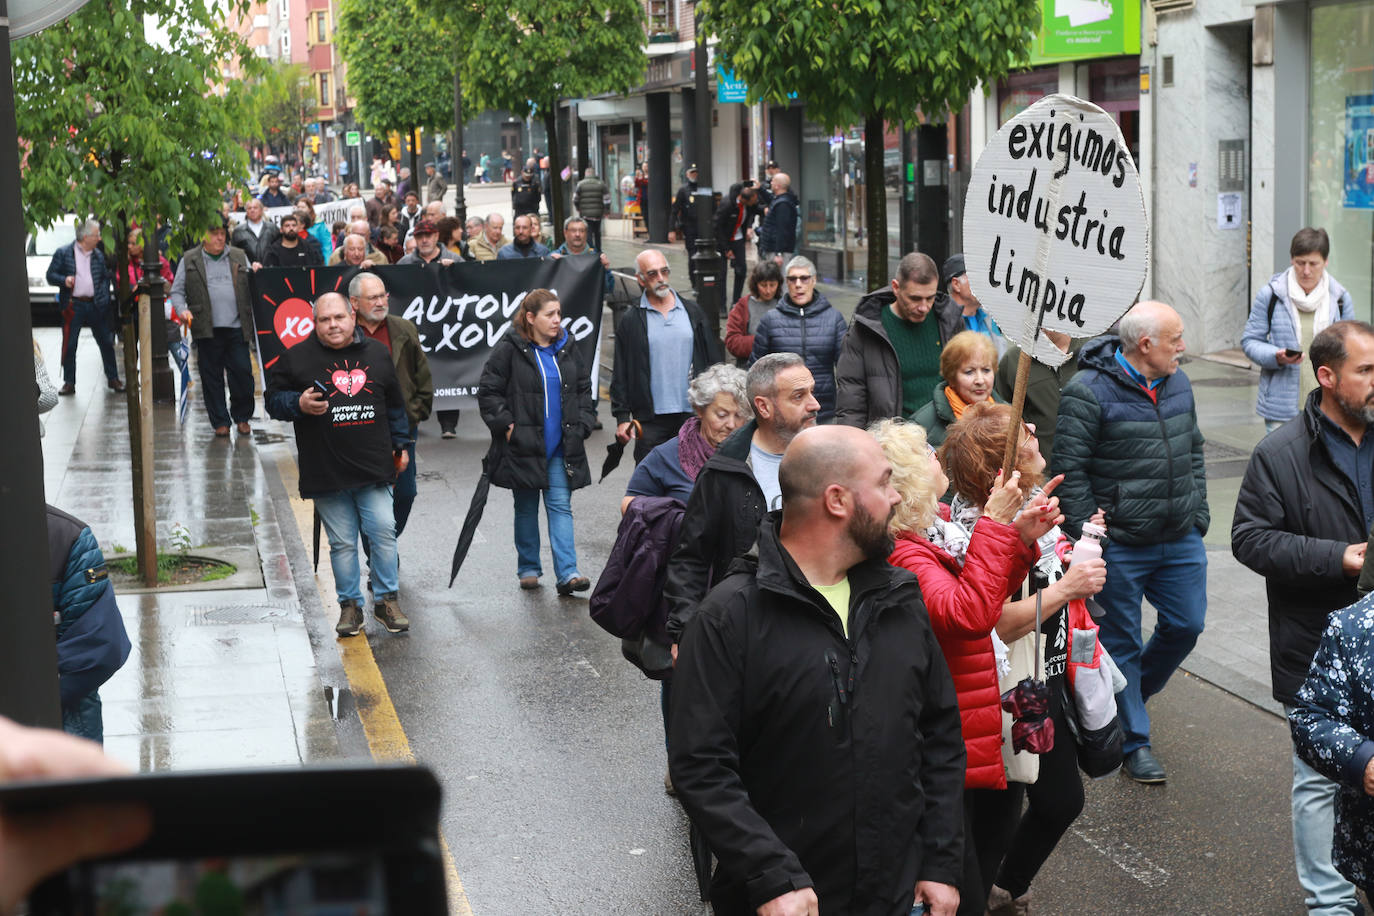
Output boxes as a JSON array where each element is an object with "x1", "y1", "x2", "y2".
[{"x1": 588, "y1": 496, "x2": 686, "y2": 679}]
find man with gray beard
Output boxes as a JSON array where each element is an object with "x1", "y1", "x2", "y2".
[{"x1": 1233, "y1": 320, "x2": 1374, "y2": 916}]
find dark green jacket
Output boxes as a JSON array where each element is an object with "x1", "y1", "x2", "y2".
[
  {"x1": 1052, "y1": 336, "x2": 1209, "y2": 544},
  {"x1": 178, "y1": 245, "x2": 255, "y2": 344},
  {"x1": 994, "y1": 339, "x2": 1082, "y2": 471},
  {"x1": 909, "y1": 381, "x2": 1006, "y2": 448},
  {"x1": 380, "y1": 315, "x2": 433, "y2": 427}
]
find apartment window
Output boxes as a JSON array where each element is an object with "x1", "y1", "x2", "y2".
[
  {"x1": 278, "y1": 0, "x2": 288, "y2": 18},
  {"x1": 280, "y1": 30, "x2": 290, "y2": 54},
  {"x1": 318, "y1": 73, "x2": 329, "y2": 108},
  {"x1": 315, "y1": 11, "x2": 327, "y2": 42}
]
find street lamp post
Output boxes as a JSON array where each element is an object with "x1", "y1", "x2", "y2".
[{"x1": 690, "y1": 9, "x2": 723, "y2": 337}]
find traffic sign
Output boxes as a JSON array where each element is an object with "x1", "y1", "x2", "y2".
[{"x1": 345, "y1": 130, "x2": 360, "y2": 147}]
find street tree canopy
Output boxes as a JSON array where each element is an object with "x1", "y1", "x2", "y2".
[
  {"x1": 240, "y1": 62, "x2": 317, "y2": 153},
  {"x1": 14, "y1": 0, "x2": 258, "y2": 252},
  {"x1": 425, "y1": 0, "x2": 646, "y2": 244},
  {"x1": 335, "y1": 0, "x2": 454, "y2": 180},
  {"x1": 703, "y1": 0, "x2": 1039, "y2": 281}
]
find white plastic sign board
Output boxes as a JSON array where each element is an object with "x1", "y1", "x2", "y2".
[{"x1": 963, "y1": 94, "x2": 1148, "y2": 367}]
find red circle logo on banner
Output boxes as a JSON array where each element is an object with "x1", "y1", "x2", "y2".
[{"x1": 274, "y1": 298, "x2": 314, "y2": 348}]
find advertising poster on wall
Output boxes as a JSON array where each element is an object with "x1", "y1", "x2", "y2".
[
  {"x1": 1345, "y1": 94, "x2": 1374, "y2": 210},
  {"x1": 1029, "y1": 0, "x2": 1141, "y2": 65}
]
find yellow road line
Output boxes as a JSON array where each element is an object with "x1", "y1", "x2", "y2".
[{"x1": 275, "y1": 451, "x2": 474, "y2": 916}]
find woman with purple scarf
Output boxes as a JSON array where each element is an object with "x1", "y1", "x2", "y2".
[
  {"x1": 620, "y1": 363, "x2": 751, "y2": 514},
  {"x1": 620, "y1": 363, "x2": 749, "y2": 794}
]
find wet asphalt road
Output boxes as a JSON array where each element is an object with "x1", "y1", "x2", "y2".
[
  {"x1": 356, "y1": 410, "x2": 708, "y2": 914},
  {"x1": 279, "y1": 404, "x2": 1306, "y2": 915}
]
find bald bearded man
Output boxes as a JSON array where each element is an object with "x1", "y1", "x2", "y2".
[{"x1": 669, "y1": 424, "x2": 965, "y2": 916}]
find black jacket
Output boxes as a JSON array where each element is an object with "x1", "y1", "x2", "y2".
[
  {"x1": 265, "y1": 236, "x2": 323, "y2": 267},
  {"x1": 264, "y1": 332, "x2": 410, "y2": 498},
  {"x1": 477, "y1": 327, "x2": 595, "y2": 491},
  {"x1": 759, "y1": 190, "x2": 798, "y2": 253},
  {"x1": 609, "y1": 295, "x2": 722, "y2": 422},
  {"x1": 671, "y1": 182, "x2": 699, "y2": 236},
  {"x1": 1232, "y1": 390, "x2": 1368, "y2": 705},
  {"x1": 713, "y1": 187, "x2": 758, "y2": 250},
  {"x1": 230, "y1": 220, "x2": 280, "y2": 264},
  {"x1": 669, "y1": 514, "x2": 965, "y2": 915},
  {"x1": 511, "y1": 178, "x2": 542, "y2": 216},
  {"x1": 834, "y1": 287, "x2": 963, "y2": 428},
  {"x1": 1053, "y1": 336, "x2": 1208, "y2": 542},
  {"x1": 665, "y1": 421, "x2": 767, "y2": 641}
]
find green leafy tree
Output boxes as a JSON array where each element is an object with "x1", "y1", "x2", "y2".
[
  {"x1": 240, "y1": 61, "x2": 317, "y2": 158},
  {"x1": 335, "y1": 0, "x2": 455, "y2": 185},
  {"x1": 704, "y1": 0, "x2": 1039, "y2": 282},
  {"x1": 14, "y1": 0, "x2": 259, "y2": 577},
  {"x1": 426, "y1": 0, "x2": 645, "y2": 245}
]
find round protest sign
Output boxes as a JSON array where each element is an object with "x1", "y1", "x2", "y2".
[{"x1": 964, "y1": 94, "x2": 1148, "y2": 367}]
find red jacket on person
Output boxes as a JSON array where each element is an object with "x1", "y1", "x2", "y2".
[{"x1": 889, "y1": 518, "x2": 1037, "y2": 789}]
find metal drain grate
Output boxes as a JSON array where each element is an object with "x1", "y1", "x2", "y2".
[{"x1": 189, "y1": 603, "x2": 297, "y2": 626}]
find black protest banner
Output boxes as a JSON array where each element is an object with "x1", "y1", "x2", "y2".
[{"x1": 248, "y1": 255, "x2": 606, "y2": 408}]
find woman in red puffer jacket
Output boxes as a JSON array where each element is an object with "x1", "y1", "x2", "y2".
[{"x1": 873, "y1": 418, "x2": 1062, "y2": 916}]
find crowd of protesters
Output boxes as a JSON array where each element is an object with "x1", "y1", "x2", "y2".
[{"x1": 33, "y1": 145, "x2": 1374, "y2": 916}]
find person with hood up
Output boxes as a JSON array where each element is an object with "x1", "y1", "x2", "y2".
[
  {"x1": 478, "y1": 288, "x2": 596, "y2": 595},
  {"x1": 749, "y1": 255, "x2": 847, "y2": 421}
]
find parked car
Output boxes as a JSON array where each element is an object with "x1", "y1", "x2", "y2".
[{"x1": 27, "y1": 216, "x2": 77, "y2": 325}]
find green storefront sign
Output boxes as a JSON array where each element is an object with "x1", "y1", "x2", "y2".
[{"x1": 1028, "y1": 0, "x2": 1140, "y2": 65}]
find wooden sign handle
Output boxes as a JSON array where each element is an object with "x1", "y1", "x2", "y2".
[{"x1": 1001, "y1": 350, "x2": 1032, "y2": 477}]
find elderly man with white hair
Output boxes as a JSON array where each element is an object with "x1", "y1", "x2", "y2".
[
  {"x1": 326, "y1": 230, "x2": 387, "y2": 267},
  {"x1": 47, "y1": 218, "x2": 122, "y2": 394},
  {"x1": 1053, "y1": 300, "x2": 1209, "y2": 785}
]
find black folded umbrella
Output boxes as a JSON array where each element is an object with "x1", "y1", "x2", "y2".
[
  {"x1": 599, "y1": 419, "x2": 641, "y2": 482},
  {"x1": 449, "y1": 452, "x2": 493, "y2": 587},
  {"x1": 312, "y1": 507, "x2": 321, "y2": 572}
]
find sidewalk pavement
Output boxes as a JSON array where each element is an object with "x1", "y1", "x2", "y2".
[
  {"x1": 34, "y1": 246, "x2": 1283, "y2": 775},
  {"x1": 37, "y1": 326, "x2": 351, "y2": 771}
]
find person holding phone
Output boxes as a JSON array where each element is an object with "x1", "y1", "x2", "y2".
[
  {"x1": 477, "y1": 288, "x2": 596, "y2": 595},
  {"x1": 1242, "y1": 227, "x2": 1355, "y2": 433},
  {"x1": 265, "y1": 292, "x2": 413, "y2": 637}
]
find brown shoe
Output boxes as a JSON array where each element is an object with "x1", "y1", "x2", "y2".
[
  {"x1": 519, "y1": 576, "x2": 540, "y2": 590},
  {"x1": 335, "y1": 600, "x2": 364, "y2": 637},
  {"x1": 108, "y1": 378, "x2": 126, "y2": 392},
  {"x1": 58, "y1": 383, "x2": 75, "y2": 396},
  {"x1": 214, "y1": 426, "x2": 230, "y2": 437},
  {"x1": 236, "y1": 421, "x2": 252, "y2": 435},
  {"x1": 373, "y1": 594, "x2": 409, "y2": 633}
]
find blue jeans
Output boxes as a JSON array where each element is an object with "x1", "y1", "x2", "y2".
[
  {"x1": 1096, "y1": 530, "x2": 1207, "y2": 753},
  {"x1": 195, "y1": 327, "x2": 255, "y2": 429},
  {"x1": 315, "y1": 483, "x2": 398, "y2": 605},
  {"x1": 512, "y1": 457, "x2": 580, "y2": 584},
  {"x1": 1285, "y1": 707, "x2": 1364, "y2": 916},
  {"x1": 61, "y1": 298, "x2": 120, "y2": 385}
]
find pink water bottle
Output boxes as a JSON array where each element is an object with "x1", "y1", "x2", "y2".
[{"x1": 1070, "y1": 522, "x2": 1106, "y2": 618}]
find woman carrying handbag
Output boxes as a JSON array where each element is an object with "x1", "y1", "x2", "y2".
[{"x1": 477, "y1": 289, "x2": 596, "y2": 595}]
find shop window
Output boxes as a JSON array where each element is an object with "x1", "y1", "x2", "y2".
[
  {"x1": 1309, "y1": 3, "x2": 1374, "y2": 319},
  {"x1": 997, "y1": 68, "x2": 1058, "y2": 126}
]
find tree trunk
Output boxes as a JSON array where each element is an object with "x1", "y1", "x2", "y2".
[
  {"x1": 451, "y1": 65, "x2": 466, "y2": 223},
  {"x1": 112, "y1": 212, "x2": 154, "y2": 586},
  {"x1": 409, "y1": 124, "x2": 420, "y2": 200},
  {"x1": 543, "y1": 107, "x2": 564, "y2": 249},
  {"x1": 865, "y1": 113, "x2": 887, "y2": 288}
]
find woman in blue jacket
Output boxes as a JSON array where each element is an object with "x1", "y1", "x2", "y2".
[
  {"x1": 750, "y1": 255, "x2": 847, "y2": 421},
  {"x1": 1241, "y1": 227, "x2": 1354, "y2": 432}
]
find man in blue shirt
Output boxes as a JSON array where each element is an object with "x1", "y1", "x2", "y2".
[
  {"x1": 497, "y1": 214, "x2": 550, "y2": 259},
  {"x1": 610, "y1": 249, "x2": 721, "y2": 462},
  {"x1": 1233, "y1": 320, "x2": 1374, "y2": 916}
]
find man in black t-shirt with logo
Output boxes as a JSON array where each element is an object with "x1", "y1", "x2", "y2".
[{"x1": 265, "y1": 292, "x2": 413, "y2": 637}]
